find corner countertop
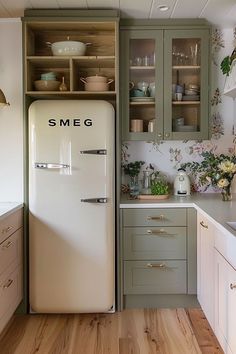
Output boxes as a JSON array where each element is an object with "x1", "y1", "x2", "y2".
[
  {"x1": 0, "y1": 202, "x2": 23, "y2": 219},
  {"x1": 120, "y1": 193, "x2": 236, "y2": 237}
]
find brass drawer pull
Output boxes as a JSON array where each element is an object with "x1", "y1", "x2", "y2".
[
  {"x1": 147, "y1": 215, "x2": 165, "y2": 221},
  {"x1": 230, "y1": 283, "x2": 236, "y2": 290},
  {"x1": 147, "y1": 263, "x2": 166, "y2": 269},
  {"x1": 146, "y1": 229, "x2": 175, "y2": 236},
  {"x1": 200, "y1": 221, "x2": 208, "y2": 229},
  {"x1": 1, "y1": 226, "x2": 13, "y2": 234},
  {"x1": 3, "y1": 279, "x2": 13, "y2": 289},
  {"x1": 2, "y1": 241, "x2": 13, "y2": 249}
]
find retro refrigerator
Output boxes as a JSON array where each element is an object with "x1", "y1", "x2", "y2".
[{"x1": 29, "y1": 100, "x2": 115, "y2": 313}]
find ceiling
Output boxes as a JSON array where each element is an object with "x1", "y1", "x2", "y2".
[{"x1": 0, "y1": 0, "x2": 235, "y2": 27}]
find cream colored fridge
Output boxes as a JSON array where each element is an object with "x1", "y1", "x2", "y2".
[{"x1": 29, "y1": 100, "x2": 115, "y2": 313}]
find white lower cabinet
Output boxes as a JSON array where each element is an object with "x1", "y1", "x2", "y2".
[
  {"x1": 197, "y1": 212, "x2": 215, "y2": 330},
  {"x1": 215, "y1": 244, "x2": 236, "y2": 354}
]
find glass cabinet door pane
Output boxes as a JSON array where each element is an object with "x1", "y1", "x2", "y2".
[
  {"x1": 129, "y1": 39, "x2": 156, "y2": 135},
  {"x1": 172, "y1": 38, "x2": 201, "y2": 133}
]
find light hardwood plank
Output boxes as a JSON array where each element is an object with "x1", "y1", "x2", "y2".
[
  {"x1": 0, "y1": 309, "x2": 222, "y2": 354},
  {"x1": 187, "y1": 308, "x2": 224, "y2": 354}
]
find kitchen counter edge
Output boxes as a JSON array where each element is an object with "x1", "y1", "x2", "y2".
[{"x1": 0, "y1": 202, "x2": 24, "y2": 219}]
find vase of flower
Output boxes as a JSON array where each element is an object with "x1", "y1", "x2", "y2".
[
  {"x1": 182, "y1": 152, "x2": 236, "y2": 201},
  {"x1": 221, "y1": 185, "x2": 232, "y2": 201}
]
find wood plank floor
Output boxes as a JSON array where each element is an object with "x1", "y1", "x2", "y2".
[{"x1": 0, "y1": 309, "x2": 223, "y2": 354}]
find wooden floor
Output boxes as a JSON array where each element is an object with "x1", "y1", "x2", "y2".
[{"x1": 0, "y1": 309, "x2": 223, "y2": 354}]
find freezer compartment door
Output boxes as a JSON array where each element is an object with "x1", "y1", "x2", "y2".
[{"x1": 29, "y1": 100, "x2": 115, "y2": 313}]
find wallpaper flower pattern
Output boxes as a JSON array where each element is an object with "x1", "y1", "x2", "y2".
[{"x1": 121, "y1": 28, "x2": 236, "y2": 191}]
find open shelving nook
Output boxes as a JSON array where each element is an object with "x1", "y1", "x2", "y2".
[{"x1": 23, "y1": 14, "x2": 119, "y2": 101}]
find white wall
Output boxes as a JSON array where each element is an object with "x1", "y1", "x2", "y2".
[{"x1": 0, "y1": 19, "x2": 23, "y2": 202}]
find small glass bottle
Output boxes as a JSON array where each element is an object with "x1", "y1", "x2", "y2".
[{"x1": 142, "y1": 170, "x2": 151, "y2": 194}]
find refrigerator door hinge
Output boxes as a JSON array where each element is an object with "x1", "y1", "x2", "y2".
[
  {"x1": 81, "y1": 198, "x2": 108, "y2": 203},
  {"x1": 80, "y1": 149, "x2": 107, "y2": 155}
]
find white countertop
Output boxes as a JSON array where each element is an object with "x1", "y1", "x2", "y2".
[
  {"x1": 0, "y1": 202, "x2": 23, "y2": 219},
  {"x1": 120, "y1": 193, "x2": 236, "y2": 237}
]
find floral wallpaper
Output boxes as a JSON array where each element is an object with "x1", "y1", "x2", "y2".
[{"x1": 121, "y1": 28, "x2": 236, "y2": 192}]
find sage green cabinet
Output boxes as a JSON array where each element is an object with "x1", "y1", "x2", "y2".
[
  {"x1": 120, "y1": 207, "x2": 197, "y2": 308},
  {"x1": 120, "y1": 23, "x2": 210, "y2": 141},
  {"x1": 124, "y1": 260, "x2": 187, "y2": 295},
  {"x1": 123, "y1": 226, "x2": 186, "y2": 260}
]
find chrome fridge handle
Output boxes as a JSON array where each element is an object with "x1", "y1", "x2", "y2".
[
  {"x1": 81, "y1": 198, "x2": 108, "y2": 203},
  {"x1": 80, "y1": 149, "x2": 107, "y2": 155},
  {"x1": 34, "y1": 163, "x2": 69, "y2": 169}
]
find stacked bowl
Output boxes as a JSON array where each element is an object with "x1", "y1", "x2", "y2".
[
  {"x1": 183, "y1": 84, "x2": 200, "y2": 101},
  {"x1": 34, "y1": 72, "x2": 60, "y2": 91}
]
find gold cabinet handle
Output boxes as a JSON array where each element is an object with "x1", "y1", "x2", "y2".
[
  {"x1": 3, "y1": 279, "x2": 13, "y2": 289},
  {"x1": 147, "y1": 215, "x2": 165, "y2": 221},
  {"x1": 230, "y1": 283, "x2": 236, "y2": 290},
  {"x1": 2, "y1": 241, "x2": 13, "y2": 249},
  {"x1": 147, "y1": 263, "x2": 166, "y2": 269},
  {"x1": 1, "y1": 226, "x2": 13, "y2": 234},
  {"x1": 146, "y1": 229, "x2": 175, "y2": 236},
  {"x1": 200, "y1": 221, "x2": 208, "y2": 229}
]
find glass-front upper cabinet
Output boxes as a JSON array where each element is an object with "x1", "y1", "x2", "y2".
[
  {"x1": 121, "y1": 30, "x2": 163, "y2": 140},
  {"x1": 164, "y1": 29, "x2": 209, "y2": 140}
]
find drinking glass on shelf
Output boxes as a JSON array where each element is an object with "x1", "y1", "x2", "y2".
[
  {"x1": 190, "y1": 44, "x2": 199, "y2": 65},
  {"x1": 134, "y1": 57, "x2": 142, "y2": 66}
]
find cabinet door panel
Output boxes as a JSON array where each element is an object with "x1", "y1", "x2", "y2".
[
  {"x1": 121, "y1": 30, "x2": 163, "y2": 141},
  {"x1": 215, "y1": 250, "x2": 236, "y2": 354},
  {"x1": 197, "y1": 213, "x2": 215, "y2": 330},
  {"x1": 123, "y1": 226, "x2": 186, "y2": 260},
  {"x1": 164, "y1": 29, "x2": 210, "y2": 140},
  {"x1": 124, "y1": 260, "x2": 186, "y2": 294}
]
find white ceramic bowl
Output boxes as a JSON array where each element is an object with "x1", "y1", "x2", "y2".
[
  {"x1": 50, "y1": 41, "x2": 88, "y2": 56},
  {"x1": 34, "y1": 80, "x2": 60, "y2": 91}
]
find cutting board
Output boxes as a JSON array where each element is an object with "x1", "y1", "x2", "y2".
[{"x1": 138, "y1": 194, "x2": 170, "y2": 200}]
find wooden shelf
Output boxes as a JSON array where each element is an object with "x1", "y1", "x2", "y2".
[
  {"x1": 27, "y1": 56, "x2": 115, "y2": 68},
  {"x1": 172, "y1": 65, "x2": 200, "y2": 70},
  {"x1": 129, "y1": 101, "x2": 155, "y2": 105},
  {"x1": 26, "y1": 91, "x2": 116, "y2": 99},
  {"x1": 130, "y1": 66, "x2": 155, "y2": 70},
  {"x1": 172, "y1": 101, "x2": 200, "y2": 105}
]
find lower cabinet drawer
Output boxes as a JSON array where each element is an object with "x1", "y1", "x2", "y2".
[
  {"x1": 0, "y1": 228, "x2": 22, "y2": 277},
  {"x1": 124, "y1": 260, "x2": 187, "y2": 295},
  {"x1": 0, "y1": 209, "x2": 23, "y2": 244},
  {"x1": 123, "y1": 208, "x2": 186, "y2": 227},
  {"x1": 0, "y1": 264, "x2": 22, "y2": 323},
  {"x1": 123, "y1": 227, "x2": 186, "y2": 260}
]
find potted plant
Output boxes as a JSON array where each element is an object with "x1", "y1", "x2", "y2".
[
  {"x1": 150, "y1": 175, "x2": 170, "y2": 198},
  {"x1": 122, "y1": 161, "x2": 144, "y2": 197},
  {"x1": 182, "y1": 152, "x2": 236, "y2": 201}
]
